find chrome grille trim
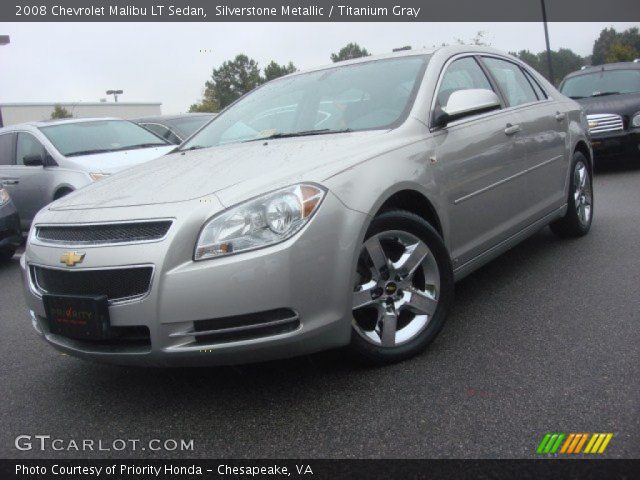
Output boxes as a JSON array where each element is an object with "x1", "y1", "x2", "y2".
[
  {"x1": 587, "y1": 113, "x2": 624, "y2": 134},
  {"x1": 35, "y1": 220, "x2": 173, "y2": 246}
]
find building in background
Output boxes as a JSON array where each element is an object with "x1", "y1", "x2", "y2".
[{"x1": 0, "y1": 102, "x2": 162, "y2": 127}]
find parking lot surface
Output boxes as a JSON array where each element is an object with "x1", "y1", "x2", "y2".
[{"x1": 1, "y1": 162, "x2": 639, "y2": 459}]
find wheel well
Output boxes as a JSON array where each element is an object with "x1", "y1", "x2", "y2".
[
  {"x1": 574, "y1": 141, "x2": 592, "y2": 168},
  {"x1": 376, "y1": 190, "x2": 443, "y2": 239},
  {"x1": 53, "y1": 187, "x2": 73, "y2": 200}
]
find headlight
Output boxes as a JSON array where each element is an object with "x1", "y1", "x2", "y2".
[
  {"x1": 0, "y1": 188, "x2": 10, "y2": 207},
  {"x1": 89, "y1": 172, "x2": 110, "y2": 182},
  {"x1": 631, "y1": 112, "x2": 640, "y2": 128},
  {"x1": 194, "y1": 183, "x2": 326, "y2": 260}
]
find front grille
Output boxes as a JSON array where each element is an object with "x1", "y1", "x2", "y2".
[
  {"x1": 587, "y1": 113, "x2": 624, "y2": 134},
  {"x1": 192, "y1": 308, "x2": 299, "y2": 344},
  {"x1": 36, "y1": 221, "x2": 172, "y2": 245},
  {"x1": 31, "y1": 266, "x2": 153, "y2": 303}
]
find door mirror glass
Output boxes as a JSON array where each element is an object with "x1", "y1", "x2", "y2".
[
  {"x1": 22, "y1": 153, "x2": 44, "y2": 166},
  {"x1": 433, "y1": 89, "x2": 501, "y2": 127}
]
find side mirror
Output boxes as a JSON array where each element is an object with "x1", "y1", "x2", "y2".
[
  {"x1": 432, "y1": 89, "x2": 501, "y2": 128},
  {"x1": 22, "y1": 153, "x2": 44, "y2": 166}
]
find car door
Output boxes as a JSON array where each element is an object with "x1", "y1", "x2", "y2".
[
  {"x1": 9, "y1": 132, "x2": 50, "y2": 229},
  {"x1": 431, "y1": 55, "x2": 529, "y2": 268},
  {"x1": 0, "y1": 131, "x2": 19, "y2": 209},
  {"x1": 481, "y1": 56, "x2": 567, "y2": 220}
]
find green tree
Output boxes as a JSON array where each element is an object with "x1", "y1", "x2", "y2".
[
  {"x1": 456, "y1": 31, "x2": 491, "y2": 46},
  {"x1": 592, "y1": 27, "x2": 640, "y2": 65},
  {"x1": 190, "y1": 54, "x2": 262, "y2": 112},
  {"x1": 263, "y1": 61, "x2": 297, "y2": 82},
  {"x1": 330, "y1": 43, "x2": 370, "y2": 63},
  {"x1": 50, "y1": 105, "x2": 72, "y2": 119},
  {"x1": 511, "y1": 48, "x2": 585, "y2": 86}
]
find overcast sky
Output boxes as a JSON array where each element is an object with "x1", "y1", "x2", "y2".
[{"x1": 0, "y1": 22, "x2": 638, "y2": 113}]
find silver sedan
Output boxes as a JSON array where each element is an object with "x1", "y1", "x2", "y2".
[{"x1": 21, "y1": 46, "x2": 592, "y2": 366}]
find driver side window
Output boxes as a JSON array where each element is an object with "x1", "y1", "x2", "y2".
[
  {"x1": 16, "y1": 133, "x2": 46, "y2": 165},
  {"x1": 437, "y1": 57, "x2": 494, "y2": 110}
]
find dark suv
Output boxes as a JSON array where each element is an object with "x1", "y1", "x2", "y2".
[{"x1": 560, "y1": 61, "x2": 640, "y2": 163}]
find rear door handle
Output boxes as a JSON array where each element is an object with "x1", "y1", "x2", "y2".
[
  {"x1": 555, "y1": 112, "x2": 566, "y2": 121},
  {"x1": 504, "y1": 123, "x2": 521, "y2": 136}
]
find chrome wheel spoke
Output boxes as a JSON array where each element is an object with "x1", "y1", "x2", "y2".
[
  {"x1": 364, "y1": 236, "x2": 389, "y2": 280},
  {"x1": 379, "y1": 303, "x2": 398, "y2": 347},
  {"x1": 353, "y1": 282, "x2": 376, "y2": 309},
  {"x1": 404, "y1": 286, "x2": 438, "y2": 316},
  {"x1": 395, "y1": 241, "x2": 429, "y2": 280}
]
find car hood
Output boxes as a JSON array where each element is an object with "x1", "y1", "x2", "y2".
[
  {"x1": 573, "y1": 92, "x2": 640, "y2": 117},
  {"x1": 49, "y1": 130, "x2": 396, "y2": 210},
  {"x1": 62, "y1": 145, "x2": 175, "y2": 174}
]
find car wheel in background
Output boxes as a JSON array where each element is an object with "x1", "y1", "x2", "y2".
[
  {"x1": 550, "y1": 151, "x2": 593, "y2": 238},
  {"x1": 350, "y1": 210, "x2": 454, "y2": 364}
]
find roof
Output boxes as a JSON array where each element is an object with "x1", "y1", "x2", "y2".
[
  {"x1": 564, "y1": 61, "x2": 640, "y2": 80},
  {"x1": 0, "y1": 102, "x2": 161, "y2": 107},
  {"x1": 283, "y1": 45, "x2": 517, "y2": 78},
  {"x1": 133, "y1": 113, "x2": 215, "y2": 123},
  {"x1": 0, "y1": 117, "x2": 127, "y2": 130}
]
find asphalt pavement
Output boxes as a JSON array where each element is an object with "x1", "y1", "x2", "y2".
[{"x1": 1, "y1": 161, "x2": 639, "y2": 459}]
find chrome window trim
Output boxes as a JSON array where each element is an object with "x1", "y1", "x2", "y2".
[
  {"x1": 429, "y1": 53, "x2": 554, "y2": 132},
  {"x1": 32, "y1": 218, "x2": 174, "y2": 248},
  {"x1": 28, "y1": 262, "x2": 156, "y2": 306},
  {"x1": 139, "y1": 122, "x2": 184, "y2": 142}
]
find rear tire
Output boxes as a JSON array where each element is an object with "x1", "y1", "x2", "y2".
[
  {"x1": 550, "y1": 151, "x2": 593, "y2": 238},
  {"x1": 350, "y1": 210, "x2": 454, "y2": 365}
]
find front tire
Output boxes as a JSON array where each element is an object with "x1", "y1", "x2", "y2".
[
  {"x1": 550, "y1": 151, "x2": 593, "y2": 238},
  {"x1": 350, "y1": 210, "x2": 454, "y2": 365}
]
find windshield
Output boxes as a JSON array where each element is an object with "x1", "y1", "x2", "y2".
[
  {"x1": 561, "y1": 69, "x2": 640, "y2": 98},
  {"x1": 40, "y1": 120, "x2": 169, "y2": 157},
  {"x1": 181, "y1": 55, "x2": 428, "y2": 149},
  {"x1": 165, "y1": 116, "x2": 215, "y2": 137}
]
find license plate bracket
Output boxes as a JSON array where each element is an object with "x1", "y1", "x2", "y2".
[{"x1": 43, "y1": 294, "x2": 110, "y2": 340}]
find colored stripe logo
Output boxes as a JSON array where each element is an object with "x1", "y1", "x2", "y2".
[{"x1": 537, "y1": 433, "x2": 613, "y2": 454}]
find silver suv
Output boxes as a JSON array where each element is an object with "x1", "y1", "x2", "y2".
[
  {"x1": 0, "y1": 118, "x2": 174, "y2": 230},
  {"x1": 21, "y1": 46, "x2": 592, "y2": 366}
]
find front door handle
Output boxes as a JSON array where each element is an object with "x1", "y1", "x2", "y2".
[
  {"x1": 555, "y1": 112, "x2": 566, "y2": 121},
  {"x1": 0, "y1": 178, "x2": 19, "y2": 185},
  {"x1": 504, "y1": 123, "x2": 521, "y2": 136}
]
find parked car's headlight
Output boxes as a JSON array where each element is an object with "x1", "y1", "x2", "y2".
[
  {"x1": 194, "y1": 183, "x2": 326, "y2": 260},
  {"x1": 631, "y1": 112, "x2": 640, "y2": 128},
  {"x1": 0, "y1": 188, "x2": 10, "y2": 207}
]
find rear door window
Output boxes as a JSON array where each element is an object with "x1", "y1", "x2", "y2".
[
  {"x1": 0, "y1": 133, "x2": 16, "y2": 165},
  {"x1": 482, "y1": 57, "x2": 539, "y2": 107}
]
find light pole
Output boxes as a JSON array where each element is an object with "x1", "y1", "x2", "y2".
[
  {"x1": 0, "y1": 35, "x2": 10, "y2": 46},
  {"x1": 540, "y1": 0, "x2": 554, "y2": 85},
  {"x1": 106, "y1": 89, "x2": 123, "y2": 102}
]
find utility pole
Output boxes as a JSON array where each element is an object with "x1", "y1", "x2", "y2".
[{"x1": 540, "y1": 0, "x2": 554, "y2": 85}]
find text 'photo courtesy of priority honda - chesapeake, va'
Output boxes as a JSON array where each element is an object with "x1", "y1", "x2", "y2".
[{"x1": 0, "y1": 1, "x2": 639, "y2": 479}]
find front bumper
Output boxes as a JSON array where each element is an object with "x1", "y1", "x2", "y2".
[
  {"x1": 590, "y1": 128, "x2": 640, "y2": 161},
  {"x1": 0, "y1": 203, "x2": 22, "y2": 250},
  {"x1": 21, "y1": 192, "x2": 369, "y2": 366}
]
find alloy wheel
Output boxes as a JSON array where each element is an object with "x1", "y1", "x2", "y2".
[
  {"x1": 574, "y1": 161, "x2": 592, "y2": 227},
  {"x1": 352, "y1": 231, "x2": 440, "y2": 347}
]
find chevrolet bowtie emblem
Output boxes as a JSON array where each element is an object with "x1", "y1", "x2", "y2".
[{"x1": 60, "y1": 251, "x2": 85, "y2": 267}]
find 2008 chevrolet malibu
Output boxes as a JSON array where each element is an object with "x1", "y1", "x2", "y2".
[{"x1": 21, "y1": 46, "x2": 593, "y2": 366}]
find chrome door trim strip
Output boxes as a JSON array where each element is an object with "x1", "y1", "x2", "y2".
[{"x1": 453, "y1": 154, "x2": 563, "y2": 205}]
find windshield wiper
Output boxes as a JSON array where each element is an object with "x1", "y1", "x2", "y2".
[
  {"x1": 590, "y1": 91, "x2": 620, "y2": 97},
  {"x1": 65, "y1": 149, "x2": 114, "y2": 157},
  {"x1": 243, "y1": 128, "x2": 353, "y2": 143},
  {"x1": 113, "y1": 143, "x2": 168, "y2": 151}
]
